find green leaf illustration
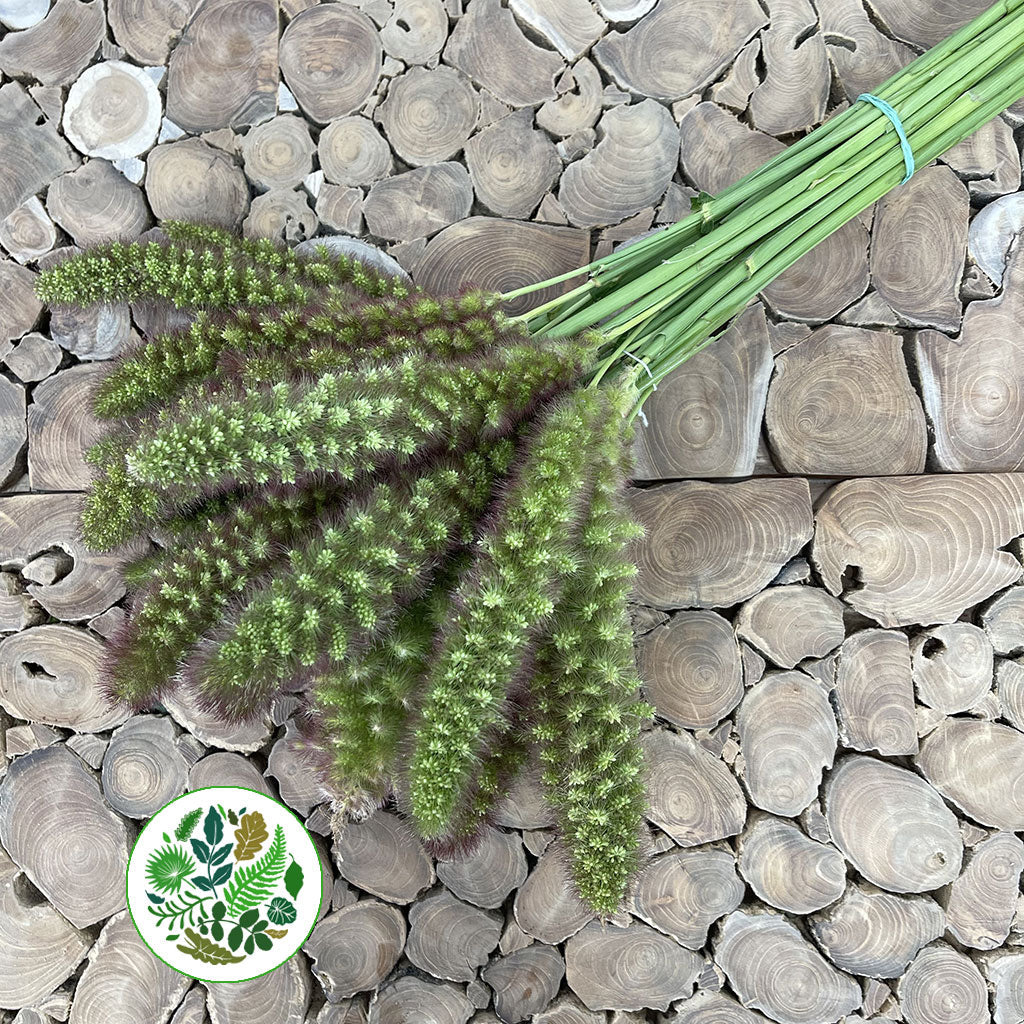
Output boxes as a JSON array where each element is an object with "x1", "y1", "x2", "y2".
[
  {"x1": 238, "y1": 908, "x2": 259, "y2": 928},
  {"x1": 146, "y1": 845, "x2": 196, "y2": 895},
  {"x1": 233, "y1": 811, "x2": 268, "y2": 862},
  {"x1": 210, "y1": 920, "x2": 224, "y2": 942},
  {"x1": 227, "y1": 925, "x2": 243, "y2": 952},
  {"x1": 147, "y1": 890, "x2": 210, "y2": 931},
  {"x1": 174, "y1": 808, "x2": 203, "y2": 841},
  {"x1": 211, "y1": 862, "x2": 233, "y2": 886},
  {"x1": 210, "y1": 842, "x2": 233, "y2": 866},
  {"x1": 147, "y1": 892, "x2": 165, "y2": 905},
  {"x1": 266, "y1": 897, "x2": 296, "y2": 925},
  {"x1": 266, "y1": 928, "x2": 288, "y2": 939},
  {"x1": 190, "y1": 838, "x2": 211, "y2": 863},
  {"x1": 254, "y1": 932, "x2": 273, "y2": 951},
  {"x1": 212, "y1": 901, "x2": 226, "y2": 920},
  {"x1": 176, "y1": 927, "x2": 245, "y2": 965},
  {"x1": 284, "y1": 858, "x2": 304, "y2": 901},
  {"x1": 204, "y1": 806, "x2": 224, "y2": 847},
  {"x1": 244, "y1": 934, "x2": 255, "y2": 956},
  {"x1": 227, "y1": 809, "x2": 238, "y2": 825},
  {"x1": 223, "y1": 825, "x2": 286, "y2": 917},
  {"x1": 191, "y1": 875, "x2": 214, "y2": 892}
]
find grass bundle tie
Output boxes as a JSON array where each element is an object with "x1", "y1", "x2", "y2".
[{"x1": 36, "y1": 0, "x2": 1024, "y2": 914}]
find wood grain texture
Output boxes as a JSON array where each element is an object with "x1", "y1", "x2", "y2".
[
  {"x1": 414, "y1": 217, "x2": 589, "y2": 318},
  {"x1": 333, "y1": 810, "x2": 434, "y2": 904},
  {"x1": 736, "y1": 671, "x2": 837, "y2": 816},
  {"x1": 69, "y1": 910, "x2": 190, "y2": 1024},
  {"x1": 464, "y1": 110, "x2": 560, "y2": 219},
  {"x1": 735, "y1": 588, "x2": 845, "y2": 670},
  {"x1": 363, "y1": 162, "x2": 472, "y2": 241},
  {"x1": 0, "y1": 494, "x2": 138, "y2": 620},
  {"x1": 630, "y1": 478, "x2": 813, "y2": 609},
  {"x1": 145, "y1": 139, "x2": 249, "y2": 228},
  {"x1": 165, "y1": 0, "x2": 277, "y2": 132},
  {"x1": 943, "y1": 832, "x2": 1024, "y2": 950},
  {"x1": 680, "y1": 103, "x2": 785, "y2": 195},
  {"x1": 0, "y1": 744, "x2": 131, "y2": 928},
  {"x1": 378, "y1": 66, "x2": 478, "y2": 167},
  {"x1": 916, "y1": 239, "x2": 1024, "y2": 471},
  {"x1": 0, "y1": 0, "x2": 103, "y2": 86},
  {"x1": 483, "y1": 943, "x2": 565, "y2": 1022},
  {"x1": 514, "y1": 842, "x2": 594, "y2": 944},
  {"x1": 812, "y1": 474, "x2": 1024, "y2": 627},
  {"x1": 896, "y1": 942, "x2": 989, "y2": 1024},
  {"x1": 834, "y1": 629, "x2": 918, "y2": 756},
  {"x1": 108, "y1": 0, "x2": 201, "y2": 64},
  {"x1": 0, "y1": 625, "x2": 127, "y2": 733},
  {"x1": 443, "y1": 0, "x2": 562, "y2": 107},
  {"x1": 766, "y1": 325, "x2": 927, "y2": 475},
  {"x1": 634, "y1": 303, "x2": 773, "y2": 479},
  {"x1": 917, "y1": 719, "x2": 1024, "y2": 830},
  {"x1": 870, "y1": 166, "x2": 968, "y2": 332},
  {"x1": 737, "y1": 813, "x2": 846, "y2": 915},
  {"x1": 750, "y1": 0, "x2": 829, "y2": 134},
  {"x1": 641, "y1": 728, "x2": 746, "y2": 847},
  {"x1": 714, "y1": 909, "x2": 861, "y2": 1024},
  {"x1": 810, "y1": 886, "x2": 945, "y2": 978},
  {"x1": 437, "y1": 825, "x2": 526, "y2": 910},
  {"x1": 910, "y1": 622, "x2": 993, "y2": 713},
  {"x1": 594, "y1": 0, "x2": 766, "y2": 100},
  {"x1": 205, "y1": 955, "x2": 311, "y2": 1024},
  {"x1": 46, "y1": 160, "x2": 150, "y2": 247},
  {"x1": 632, "y1": 848, "x2": 744, "y2": 949},
  {"x1": 303, "y1": 901, "x2": 405, "y2": 1000},
  {"x1": 825, "y1": 755, "x2": 962, "y2": 893},
  {"x1": 406, "y1": 891, "x2": 501, "y2": 982},
  {"x1": 639, "y1": 610, "x2": 743, "y2": 730},
  {"x1": 565, "y1": 920, "x2": 701, "y2": 1012},
  {"x1": 558, "y1": 99, "x2": 677, "y2": 228},
  {"x1": 0, "y1": 82, "x2": 79, "y2": 223}
]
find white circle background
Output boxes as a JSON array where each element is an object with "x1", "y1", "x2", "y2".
[{"x1": 127, "y1": 786, "x2": 322, "y2": 982}]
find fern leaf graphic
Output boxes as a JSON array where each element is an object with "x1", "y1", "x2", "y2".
[
  {"x1": 174, "y1": 807, "x2": 203, "y2": 841},
  {"x1": 223, "y1": 825, "x2": 286, "y2": 916}
]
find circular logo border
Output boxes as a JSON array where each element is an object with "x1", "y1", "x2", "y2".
[{"x1": 125, "y1": 786, "x2": 324, "y2": 984}]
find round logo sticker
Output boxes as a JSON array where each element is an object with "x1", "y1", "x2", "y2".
[{"x1": 126, "y1": 787, "x2": 322, "y2": 982}]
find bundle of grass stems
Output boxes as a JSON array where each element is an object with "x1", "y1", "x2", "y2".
[{"x1": 36, "y1": 0, "x2": 1024, "y2": 913}]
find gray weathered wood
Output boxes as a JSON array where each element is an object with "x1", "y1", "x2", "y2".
[
  {"x1": 483, "y1": 943, "x2": 565, "y2": 1022},
  {"x1": 333, "y1": 810, "x2": 434, "y2": 904},
  {"x1": 0, "y1": 846, "x2": 90, "y2": 1011},
  {"x1": 737, "y1": 813, "x2": 846, "y2": 915},
  {"x1": 766, "y1": 325, "x2": 927, "y2": 475},
  {"x1": 69, "y1": 910, "x2": 189, "y2": 1024},
  {"x1": 642, "y1": 729, "x2": 746, "y2": 847},
  {"x1": 810, "y1": 885, "x2": 945, "y2": 978},
  {"x1": 436, "y1": 825, "x2": 527, "y2": 910},
  {"x1": 910, "y1": 623, "x2": 994, "y2": 713},
  {"x1": 165, "y1": 0, "x2": 277, "y2": 132},
  {"x1": 406, "y1": 891, "x2": 501, "y2": 982},
  {"x1": 834, "y1": 629, "x2": 918, "y2": 756},
  {"x1": 813, "y1": 474, "x2": 1024, "y2": 627},
  {"x1": 634, "y1": 303, "x2": 773, "y2": 480},
  {"x1": 565, "y1": 920, "x2": 700, "y2": 1013},
  {"x1": 639, "y1": 611, "x2": 743, "y2": 730},
  {"x1": 918, "y1": 719, "x2": 1024, "y2": 830},
  {"x1": 943, "y1": 832, "x2": 1024, "y2": 950},
  {"x1": 632, "y1": 847, "x2": 744, "y2": 949},
  {"x1": 736, "y1": 672, "x2": 837, "y2": 817},
  {"x1": 101, "y1": 714, "x2": 188, "y2": 818},
  {"x1": 303, "y1": 901, "x2": 405, "y2": 1001},
  {"x1": 896, "y1": 942, "x2": 989, "y2": 1024},
  {"x1": 630, "y1": 479, "x2": 813, "y2": 610},
  {"x1": 714, "y1": 909, "x2": 861, "y2": 1024},
  {"x1": 825, "y1": 755, "x2": 962, "y2": 893},
  {"x1": 0, "y1": 744, "x2": 132, "y2": 928}
]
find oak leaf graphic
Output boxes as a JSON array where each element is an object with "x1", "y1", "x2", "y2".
[{"x1": 233, "y1": 811, "x2": 269, "y2": 861}]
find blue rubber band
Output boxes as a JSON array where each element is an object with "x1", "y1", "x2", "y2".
[{"x1": 857, "y1": 93, "x2": 915, "y2": 184}]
